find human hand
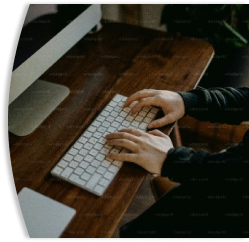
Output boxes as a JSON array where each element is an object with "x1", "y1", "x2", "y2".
[
  {"x1": 124, "y1": 89, "x2": 185, "y2": 129},
  {"x1": 105, "y1": 128, "x2": 173, "y2": 175}
]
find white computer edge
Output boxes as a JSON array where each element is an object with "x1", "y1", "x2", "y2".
[{"x1": 8, "y1": 5, "x2": 102, "y2": 136}]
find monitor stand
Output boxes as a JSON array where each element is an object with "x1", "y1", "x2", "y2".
[{"x1": 8, "y1": 80, "x2": 69, "y2": 136}]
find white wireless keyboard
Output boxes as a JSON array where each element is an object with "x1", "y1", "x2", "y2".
[{"x1": 51, "y1": 94, "x2": 158, "y2": 196}]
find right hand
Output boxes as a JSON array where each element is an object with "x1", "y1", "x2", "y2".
[
  {"x1": 124, "y1": 89, "x2": 185, "y2": 129},
  {"x1": 106, "y1": 128, "x2": 173, "y2": 175}
]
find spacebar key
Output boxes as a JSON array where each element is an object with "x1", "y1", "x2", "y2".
[{"x1": 85, "y1": 173, "x2": 102, "y2": 190}]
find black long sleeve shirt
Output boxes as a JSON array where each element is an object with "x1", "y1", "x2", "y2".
[
  {"x1": 162, "y1": 87, "x2": 249, "y2": 187},
  {"x1": 120, "y1": 87, "x2": 249, "y2": 237}
]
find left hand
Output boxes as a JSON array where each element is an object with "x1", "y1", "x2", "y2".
[{"x1": 105, "y1": 128, "x2": 173, "y2": 175}]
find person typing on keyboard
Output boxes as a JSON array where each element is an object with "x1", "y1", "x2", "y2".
[{"x1": 106, "y1": 87, "x2": 249, "y2": 237}]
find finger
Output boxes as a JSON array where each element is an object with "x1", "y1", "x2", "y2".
[
  {"x1": 124, "y1": 89, "x2": 157, "y2": 107},
  {"x1": 107, "y1": 152, "x2": 138, "y2": 163},
  {"x1": 147, "y1": 115, "x2": 174, "y2": 129},
  {"x1": 119, "y1": 128, "x2": 144, "y2": 137},
  {"x1": 147, "y1": 129, "x2": 168, "y2": 138},
  {"x1": 106, "y1": 131, "x2": 140, "y2": 143},
  {"x1": 131, "y1": 97, "x2": 158, "y2": 115},
  {"x1": 106, "y1": 139, "x2": 138, "y2": 152}
]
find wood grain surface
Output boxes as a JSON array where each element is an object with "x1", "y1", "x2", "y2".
[{"x1": 9, "y1": 21, "x2": 214, "y2": 237}]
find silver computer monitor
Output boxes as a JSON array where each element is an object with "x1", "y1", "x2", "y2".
[{"x1": 8, "y1": 4, "x2": 101, "y2": 136}]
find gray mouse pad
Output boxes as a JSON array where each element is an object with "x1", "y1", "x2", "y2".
[{"x1": 18, "y1": 187, "x2": 76, "y2": 238}]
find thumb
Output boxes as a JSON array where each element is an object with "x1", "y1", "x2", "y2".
[{"x1": 147, "y1": 129, "x2": 168, "y2": 137}]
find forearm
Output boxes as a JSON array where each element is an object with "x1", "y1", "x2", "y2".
[
  {"x1": 162, "y1": 146, "x2": 249, "y2": 185},
  {"x1": 178, "y1": 86, "x2": 249, "y2": 124}
]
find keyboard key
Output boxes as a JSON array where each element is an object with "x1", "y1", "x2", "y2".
[
  {"x1": 107, "y1": 127, "x2": 116, "y2": 133},
  {"x1": 93, "y1": 132, "x2": 102, "y2": 139},
  {"x1": 78, "y1": 137, "x2": 88, "y2": 144},
  {"x1": 142, "y1": 106, "x2": 151, "y2": 112},
  {"x1": 74, "y1": 142, "x2": 83, "y2": 150},
  {"x1": 85, "y1": 155, "x2": 94, "y2": 163},
  {"x1": 122, "y1": 120, "x2": 130, "y2": 127},
  {"x1": 79, "y1": 148, "x2": 88, "y2": 156},
  {"x1": 69, "y1": 148, "x2": 78, "y2": 156},
  {"x1": 98, "y1": 137, "x2": 106, "y2": 144},
  {"x1": 96, "y1": 115, "x2": 105, "y2": 122},
  {"x1": 96, "y1": 166, "x2": 107, "y2": 174},
  {"x1": 113, "y1": 94, "x2": 123, "y2": 102},
  {"x1": 144, "y1": 117, "x2": 152, "y2": 123},
  {"x1": 102, "y1": 121, "x2": 110, "y2": 128},
  {"x1": 75, "y1": 178, "x2": 86, "y2": 187},
  {"x1": 102, "y1": 110, "x2": 109, "y2": 117},
  {"x1": 114, "y1": 106, "x2": 122, "y2": 112},
  {"x1": 89, "y1": 149, "x2": 98, "y2": 157},
  {"x1": 91, "y1": 160, "x2": 101, "y2": 168},
  {"x1": 116, "y1": 116, "x2": 124, "y2": 123},
  {"x1": 88, "y1": 126, "x2": 97, "y2": 132},
  {"x1": 96, "y1": 153, "x2": 105, "y2": 161},
  {"x1": 69, "y1": 173, "x2": 79, "y2": 182},
  {"x1": 99, "y1": 178, "x2": 109, "y2": 187},
  {"x1": 79, "y1": 161, "x2": 89, "y2": 169},
  {"x1": 69, "y1": 160, "x2": 78, "y2": 169},
  {"x1": 120, "y1": 111, "x2": 127, "y2": 118},
  {"x1": 100, "y1": 148, "x2": 110, "y2": 155},
  {"x1": 101, "y1": 160, "x2": 111, "y2": 168},
  {"x1": 52, "y1": 166, "x2": 63, "y2": 175},
  {"x1": 110, "y1": 111, "x2": 119, "y2": 117},
  {"x1": 94, "y1": 143, "x2": 103, "y2": 150},
  {"x1": 139, "y1": 122, "x2": 147, "y2": 130},
  {"x1": 85, "y1": 173, "x2": 102, "y2": 189},
  {"x1": 84, "y1": 143, "x2": 93, "y2": 150},
  {"x1": 105, "y1": 106, "x2": 113, "y2": 112},
  {"x1": 97, "y1": 126, "x2": 106, "y2": 133},
  {"x1": 108, "y1": 165, "x2": 119, "y2": 173},
  {"x1": 89, "y1": 137, "x2": 98, "y2": 144},
  {"x1": 74, "y1": 167, "x2": 84, "y2": 176},
  {"x1": 61, "y1": 167, "x2": 73, "y2": 178},
  {"x1": 81, "y1": 172, "x2": 91, "y2": 181},
  {"x1": 135, "y1": 115, "x2": 143, "y2": 122},
  {"x1": 74, "y1": 154, "x2": 83, "y2": 162},
  {"x1": 64, "y1": 154, "x2": 73, "y2": 162},
  {"x1": 83, "y1": 131, "x2": 92, "y2": 138},
  {"x1": 106, "y1": 116, "x2": 115, "y2": 123},
  {"x1": 131, "y1": 121, "x2": 139, "y2": 128},
  {"x1": 94, "y1": 185, "x2": 105, "y2": 195},
  {"x1": 147, "y1": 112, "x2": 155, "y2": 118},
  {"x1": 92, "y1": 120, "x2": 101, "y2": 127},
  {"x1": 109, "y1": 101, "x2": 117, "y2": 107},
  {"x1": 104, "y1": 171, "x2": 114, "y2": 180},
  {"x1": 86, "y1": 166, "x2": 96, "y2": 174},
  {"x1": 126, "y1": 115, "x2": 134, "y2": 122},
  {"x1": 118, "y1": 101, "x2": 125, "y2": 107},
  {"x1": 139, "y1": 110, "x2": 147, "y2": 117},
  {"x1": 111, "y1": 122, "x2": 120, "y2": 128},
  {"x1": 58, "y1": 160, "x2": 68, "y2": 168},
  {"x1": 151, "y1": 107, "x2": 158, "y2": 114},
  {"x1": 113, "y1": 160, "x2": 122, "y2": 167}
]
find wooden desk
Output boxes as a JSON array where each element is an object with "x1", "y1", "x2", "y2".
[{"x1": 9, "y1": 21, "x2": 214, "y2": 238}]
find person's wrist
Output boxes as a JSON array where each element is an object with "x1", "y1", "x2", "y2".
[{"x1": 175, "y1": 92, "x2": 185, "y2": 118}]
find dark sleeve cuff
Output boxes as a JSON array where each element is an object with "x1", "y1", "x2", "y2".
[
  {"x1": 177, "y1": 91, "x2": 201, "y2": 116},
  {"x1": 160, "y1": 147, "x2": 206, "y2": 184},
  {"x1": 161, "y1": 147, "x2": 194, "y2": 178}
]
